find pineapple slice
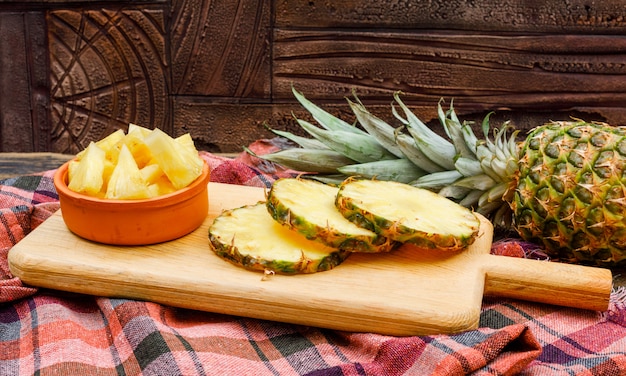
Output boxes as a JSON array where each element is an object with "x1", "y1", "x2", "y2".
[
  {"x1": 209, "y1": 202, "x2": 349, "y2": 274},
  {"x1": 336, "y1": 179, "x2": 480, "y2": 251},
  {"x1": 144, "y1": 128, "x2": 203, "y2": 190},
  {"x1": 267, "y1": 178, "x2": 397, "y2": 252},
  {"x1": 105, "y1": 144, "x2": 153, "y2": 200},
  {"x1": 67, "y1": 142, "x2": 106, "y2": 196}
]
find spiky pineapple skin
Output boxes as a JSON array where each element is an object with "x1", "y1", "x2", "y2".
[
  {"x1": 266, "y1": 178, "x2": 397, "y2": 253},
  {"x1": 513, "y1": 121, "x2": 626, "y2": 267}
]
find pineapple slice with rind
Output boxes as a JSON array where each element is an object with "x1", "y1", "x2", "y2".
[
  {"x1": 67, "y1": 142, "x2": 106, "y2": 196},
  {"x1": 105, "y1": 144, "x2": 153, "y2": 200},
  {"x1": 209, "y1": 202, "x2": 349, "y2": 274},
  {"x1": 336, "y1": 179, "x2": 480, "y2": 251},
  {"x1": 144, "y1": 128, "x2": 203, "y2": 190},
  {"x1": 267, "y1": 178, "x2": 397, "y2": 252}
]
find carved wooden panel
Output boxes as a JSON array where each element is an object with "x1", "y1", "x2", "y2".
[
  {"x1": 272, "y1": 30, "x2": 626, "y2": 125},
  {"x1": 170, "y1": 0, "x2": 273, "y2": 152},
  {"x1": 48, "y1": 7, "x2": 169, "y2": 154},
  {"x1": 0, "y1": 12, "x2": 48, "y2": 152},
  {"x1": 170, "y1": 0, "x2": 271, "y2": 97}
]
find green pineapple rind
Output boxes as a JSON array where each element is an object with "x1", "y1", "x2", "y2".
[
  {"x1": 210, "y1": 240, "x2": 348, "y2": 274},
  {"x1": 266, "y1": 178, "x2": 398, "y2": 253},
  {"x1": 209, "y1": 202, "x2": 349, "y2": 274}
]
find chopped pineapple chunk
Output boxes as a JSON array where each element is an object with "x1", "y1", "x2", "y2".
[
  {"x1": 144, "y1": 128, "x2": 203, "y2": 189},
  {"x1": 123, "y1": 129, "x2": 153, "y2": 168},
  {"x1": 150, "y1": 176, "x2": 177, "y2": 196},
  {"x1": 105, "y1": 128, "x2": 151, "y2": 168},
  {"x1": 105, "y1": 145, "x2": 152, "y2": 200},
  {"x1": 66, "y1": 125, "x2": 204, "y2": 199},
  {"x1": 67, "y1": 142, "x2": 106, "y2": 196},
  {"x1": 128, "y1": 123, "x2": 152, "y2": 138},
  {"x1": 175, "y1": 133, "x2": 196, "y2": 150},
  {"x1": 75, "y1": 129, "x2": 125, "y2": 161},
  {"x1": 139, "y1": 163, "x2": 165, "y2": 184}
]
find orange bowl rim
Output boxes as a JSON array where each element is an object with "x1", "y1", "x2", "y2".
[{"x1": 54, "y1": 160, "x2": 210, "y2": 209}]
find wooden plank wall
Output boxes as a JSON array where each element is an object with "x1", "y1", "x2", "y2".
[
  {"x1": 268, "y1": 1, "x2": 626, "y2": 143},
  {"x1": 1, "y1": 0, "x2": 626, "y2": 154}
]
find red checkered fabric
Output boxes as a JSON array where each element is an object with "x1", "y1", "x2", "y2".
[{"x1": 1, "y1": 142, "x2": 625, "y2": 375}]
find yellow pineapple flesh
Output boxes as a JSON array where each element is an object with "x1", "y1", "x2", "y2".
[
  {"x1": 67, "y1": 142, "x2": 106, "y2": 196},
  {"x1": 75, "y1": 129, "x2": 124, "y2": 161},
  {"x1": 144, "y1": 129, "x2": 204, "y2": 190},
  {"x1": 105, "y1": 144, "x2": 153, "y2": 200}
]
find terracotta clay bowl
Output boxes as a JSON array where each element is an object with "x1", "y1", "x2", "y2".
[{"x1": 53, "y1": 160, "x2": 210, "y2": 245}]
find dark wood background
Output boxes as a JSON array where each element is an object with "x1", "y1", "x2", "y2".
[{"x1": 2, "y1": 0, "x2": 626, "y2": 154}]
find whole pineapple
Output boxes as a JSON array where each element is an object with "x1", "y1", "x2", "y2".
[
  {"x1": 259, "y1": 87, "x2": 626, "y2": 267},
  {"x1": 514, "y1": 121, "x2": 626, "y2": 266}
]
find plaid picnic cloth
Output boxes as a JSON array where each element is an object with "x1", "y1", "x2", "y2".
[{"x1": 1, "y1": 140, "x2": 626, "y2": 375}]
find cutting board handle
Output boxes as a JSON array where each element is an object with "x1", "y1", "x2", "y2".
[{"x1": 482, "y1": 254, "x2": 613, "y2": 311}]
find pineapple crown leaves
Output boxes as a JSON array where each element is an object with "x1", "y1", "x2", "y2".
[
  {"x1": 293, "y1": 115, "x2": 397, "y2": 164},
  {"x1": 290, "y1": 87, "x2": 363, "y2": 135},
  {"x1": 263, "y1": 121, "x2": 329, "y2": 150},
  {"x1": 419, "y1": 103, "x2": 521, "y2": 228},
  {"x1": 392, "y1": 93, "x2": 457, "y2": 171},
  {"x1": 260, "y1": 88, "x2": 522, "y2": 228}
]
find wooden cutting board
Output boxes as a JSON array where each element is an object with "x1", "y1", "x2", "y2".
[{"x1": 8, "y1": 182, "x2": 613, "y2": 336}]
